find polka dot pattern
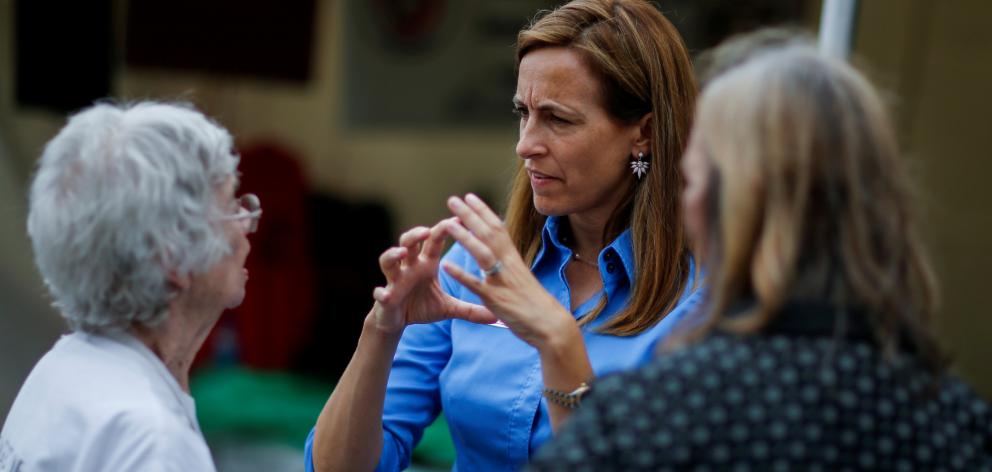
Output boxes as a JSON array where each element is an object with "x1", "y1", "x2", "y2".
[{"x1": 529, "y1": 331, "x2": 992, "y2": 471}]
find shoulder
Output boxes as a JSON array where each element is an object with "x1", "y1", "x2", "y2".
[
  {"x1": 10, "y1": 334, "x2": 159, "y2": 412},
  {"x1": 47, "y1": 334, "x2": 170, "y2": 407},
  {"x1": 3, "y1": 390, "x2": 212, "y2": 471},
  {"x1": 8, "y1": 333, "x2": 194, "y2": 436},
  {"x1": 529, "y1": 347, "x2": 712, "y2": 470},
  {"x1": 88, "y1": 410, "x2": 214, "y2": 471},
  {"x1": 590, "y1": 335, "x2": 741, "y2": 415},
  {"x1": 535, "y1": 336, "x2": 786, "y2": 469},
  {"x1": 575, "y1": 335, "x2": 776, "y2": 445}
]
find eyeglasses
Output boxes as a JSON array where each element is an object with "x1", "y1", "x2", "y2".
[{"x1": 217, "y1": 193, "x2": 262, "y2": 233}]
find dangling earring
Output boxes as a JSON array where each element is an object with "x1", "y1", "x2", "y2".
[{"x1": 630, "y1": 152, "x2": 649, "y2": 179}]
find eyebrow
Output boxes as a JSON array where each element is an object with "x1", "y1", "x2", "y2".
[{"x1": 512, "y1": 97, "x2": 581, "y2": 117}]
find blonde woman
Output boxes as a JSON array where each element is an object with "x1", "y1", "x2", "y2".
[
  {"x1": 306, "y1": 0, "x2": 704, "y2": 470},
  {"x1": 530, "y1": 46, "x2": 992, "y2": 470}
]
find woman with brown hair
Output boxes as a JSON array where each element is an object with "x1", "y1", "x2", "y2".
[
  {"x1": 529, "y1": 45, "x2": 992, "y2": 470},
  {"x1": 305, "y1": 0, "x2": 701, "y2": 470}
]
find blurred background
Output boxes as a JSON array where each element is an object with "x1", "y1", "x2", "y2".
[{"x1": 1, "y1": 0, "x2": 989, "y2": 470}]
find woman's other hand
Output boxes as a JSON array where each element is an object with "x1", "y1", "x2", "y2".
[
  {"x1": 441, "y1": 194, "x2": 574, "y2": 349},
  {"x1": 372, "y1": 223, "x2": 498, "y2": 335}
]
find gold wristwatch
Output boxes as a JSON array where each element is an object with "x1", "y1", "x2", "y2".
[{"x1": 542, "y1": 382, "x2": 592, "y2": 409}]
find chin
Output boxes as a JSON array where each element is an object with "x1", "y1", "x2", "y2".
[
  {"x1": 224, "y1": 288, "x2": 246, "y2": 309},
  {"x1": 532, "y1": 196, "x2": 569, "y2": 217}
]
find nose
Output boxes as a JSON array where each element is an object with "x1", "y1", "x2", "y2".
[
  {"x1": 246, "y1": 213, "x2": 262, "y2": 234},
  {"x1": 515, "y1": 117, "x2": 547, "y2": 160},
  {"x1": 240, "y1": 218, "x2": 254, "y2": 234}
]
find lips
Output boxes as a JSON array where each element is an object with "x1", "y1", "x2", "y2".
[
  {"x1": 527, "y1": 168, "x2": 559, "y2": 181},
  {"x1": 527, "y1": 168, "x2": 560, "y2": 192}
]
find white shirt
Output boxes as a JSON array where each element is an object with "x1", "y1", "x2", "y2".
[{"x1": 0, "y1": 332, "x2": 216, "y2": 471}]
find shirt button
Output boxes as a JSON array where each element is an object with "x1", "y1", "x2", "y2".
[
  {"x1": 604, "y1": 252, "x2": 613, "y2": 261},
  {"x1": 606, "y1": 263, "x2": 616, "y2": 274}
]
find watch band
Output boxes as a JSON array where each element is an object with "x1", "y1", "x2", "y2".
[{"x1": 543, "y1": 382, "x2": 592, "y2": 409}]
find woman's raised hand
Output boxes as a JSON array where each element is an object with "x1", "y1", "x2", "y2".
[
  {"x1": 372, "y1": 222, "x2": 498, "y2": 335},
  {"x1": 440, "y1": 194, "x2": 574, "y2": 348}
]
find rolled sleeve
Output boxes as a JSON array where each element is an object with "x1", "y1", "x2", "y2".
[{"x1": 304, "y1": 245, "x2": 473, "y2": 472}]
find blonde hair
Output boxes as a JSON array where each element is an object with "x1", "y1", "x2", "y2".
[
  {"x1": 691, "y1": 47, "x2": 943, "y2": 367},
  {"x1": 694, "y1": 27, "x2": 812, "y2": 88},
  {"x1": 506, "y1": 0, "x2": 697, "y2": 336}
]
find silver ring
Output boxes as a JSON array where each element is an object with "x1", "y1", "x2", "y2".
[{"x1": 482, "y1": 261, "x2": 503, "y2": 278}]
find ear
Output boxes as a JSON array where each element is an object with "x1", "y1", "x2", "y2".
[
  {"x1": 166, "y1": 268, "x2": 192, "y2": 292},
  {"x1": 631, "y1": 112, "x2": 653, "y2": 155}
]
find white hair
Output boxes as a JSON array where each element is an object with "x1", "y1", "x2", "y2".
[{"x1": 27, "y1": 101, "x2": 239, "y2": 333}]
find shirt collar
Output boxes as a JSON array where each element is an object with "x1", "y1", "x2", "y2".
[
  {"x1": 534, "y1": 216, "x2": 635, "y2": 283},
  {"x1": 100, "y1": 331, "x2": 201, "y2": 431},
  {"x1": 609, "y1": 229, "x2": 636, "y2": 282}
]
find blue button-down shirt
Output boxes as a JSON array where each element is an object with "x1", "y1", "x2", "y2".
[{"x1": 305, "y1": 216, "x2": 704, "y2": 471}]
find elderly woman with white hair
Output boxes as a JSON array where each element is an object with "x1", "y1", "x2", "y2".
[{"x1": 0, "y1": 101, "x2": 259, "y2": 471}]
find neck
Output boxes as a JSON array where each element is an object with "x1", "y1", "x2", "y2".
[
  {"x1": 567, "y1": 211, "x2": 609, "y2": 260},
  {"x1": 131, "y1": 304, "x2": 220, "y2": 393}
]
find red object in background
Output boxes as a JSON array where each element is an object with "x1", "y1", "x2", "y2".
[{"x1": 195, "y1": 141, "x2": 316, "y2": 370}]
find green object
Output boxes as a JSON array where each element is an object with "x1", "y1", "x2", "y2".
[
  {"x1": 412, "y1": 414, "x2": 456, "y2": 467},
  {"x1": 190, "y1": 366, "x2": 456, "y2": 467},
  {"x1": 191, "y1": 366, "x2": 333, "y2": 448}
]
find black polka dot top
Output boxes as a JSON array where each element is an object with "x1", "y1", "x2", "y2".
[{"x1": 529, "y1": 301, "x2": 992, "y2": 471}]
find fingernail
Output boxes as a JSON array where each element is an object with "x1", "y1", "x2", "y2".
[{"x1": 466, "y1": 193, "x2": 480, "y2": 203}]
